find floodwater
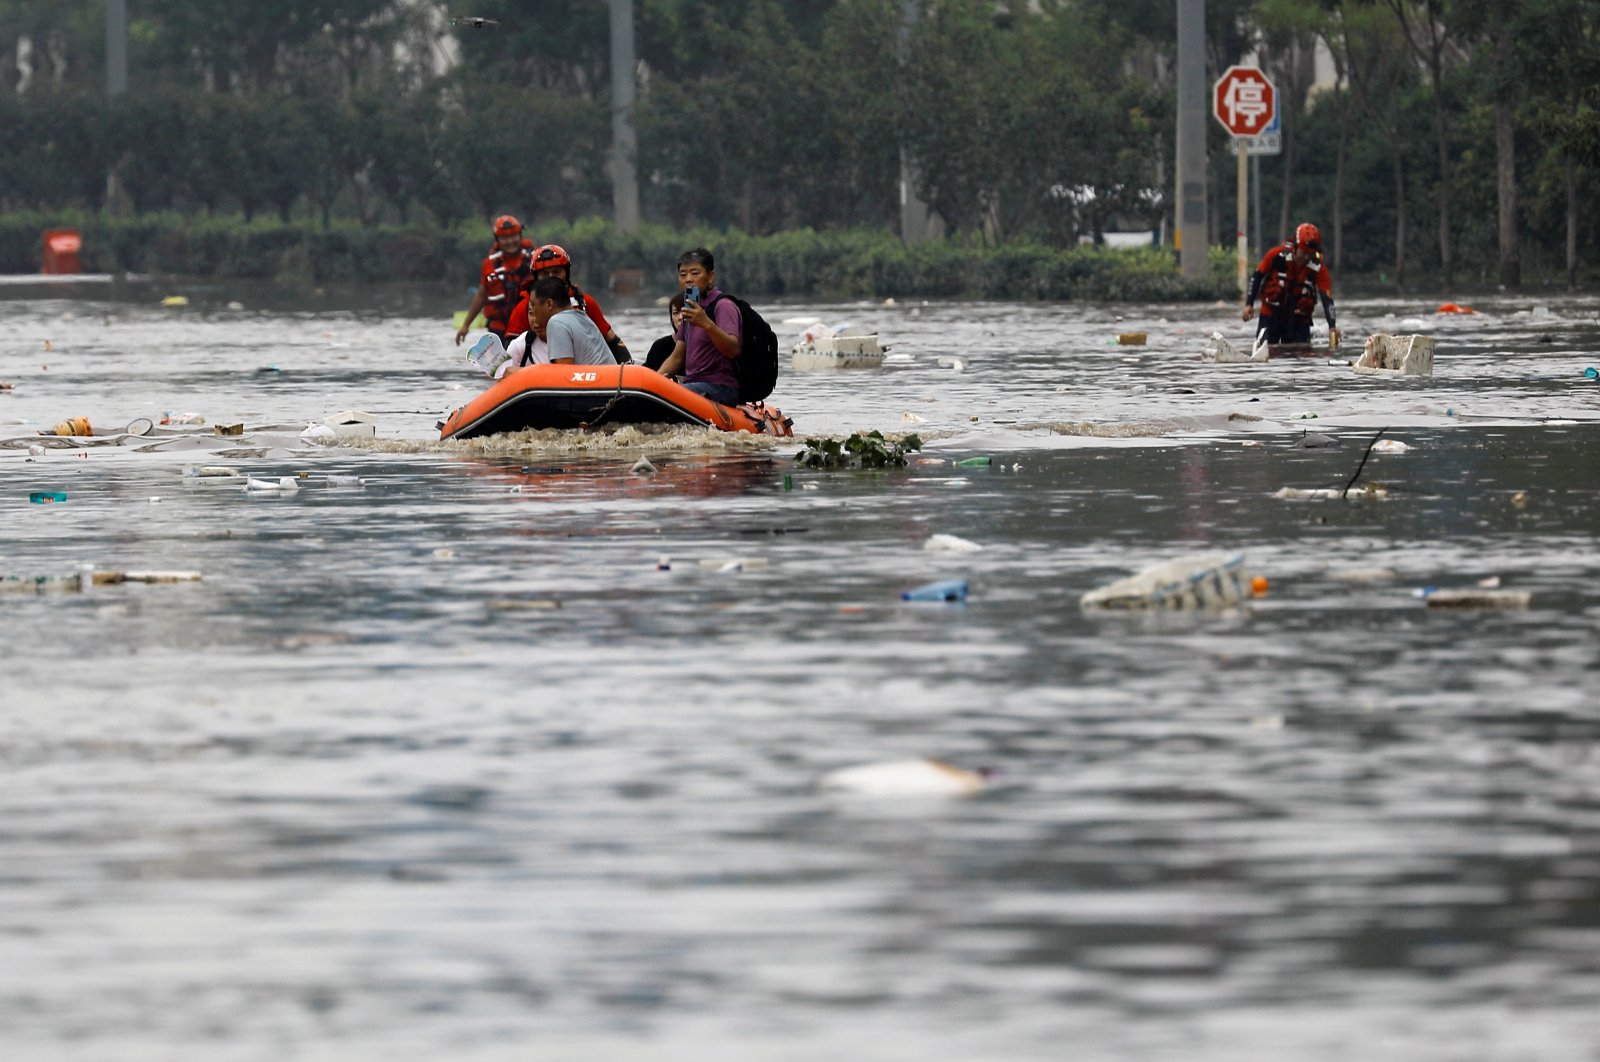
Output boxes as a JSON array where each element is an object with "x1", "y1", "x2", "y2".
[{"x1": 3, "y1": 285, "x2": 1599, "y2": 1061}]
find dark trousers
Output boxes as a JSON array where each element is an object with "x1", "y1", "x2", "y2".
[{"x1": 1256, "y1": 308, "x2": 1312, "y2": 345}]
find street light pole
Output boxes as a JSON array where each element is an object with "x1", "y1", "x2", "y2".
[
  {"x1": 609, "y1": 0, "x2": 641, "y2": 234},
  {"x1": 105, "y1": 0, "x2": 128, "y2": 220},
  {"x1": 106, "y1": 0, "x2": 126, "y2": 96},
  {"x1": 1175, "y1": 0, "x2": 1207, "y2": 280},
  {"x1": 898, "y1": 0, "x2": 940, "y2": 244}
]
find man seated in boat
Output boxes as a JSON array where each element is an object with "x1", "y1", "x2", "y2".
[
  {"x1": 504, "y1": 244, "x2": 633, "y2": 364},
  {"x1": 655, "y1": 248, "x2": 741, "y2": 406},
  {"x1": 1241, "y1": 222, "x2": 1340, "y2": 350},
  {"x1": 525, "y1": 275, "x2": 618, "y2": 367},
  {"x1": 499, "y1": 325, "x2": 548, "y2": 375}
]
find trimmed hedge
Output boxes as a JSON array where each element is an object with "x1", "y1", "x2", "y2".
[{"x1": 1, "y1": 211, "x2": 1236, "y2": 301}]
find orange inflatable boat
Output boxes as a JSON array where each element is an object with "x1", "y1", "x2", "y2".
[{"x1": 439, "y1": 364, "x2": 794, "y2": 441}]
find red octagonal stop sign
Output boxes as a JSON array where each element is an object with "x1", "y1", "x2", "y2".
[{"x1": 1214, "y1": 66, "x2": 1276, "y2": 137}]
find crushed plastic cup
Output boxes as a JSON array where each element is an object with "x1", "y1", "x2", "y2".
[{"x1": 901, "y1": 578, "x2": 968, "y2": 602}]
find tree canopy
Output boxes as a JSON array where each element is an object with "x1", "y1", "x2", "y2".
[{"x1": 2, "y1": 0, "x2": 1598, "y2": 285}]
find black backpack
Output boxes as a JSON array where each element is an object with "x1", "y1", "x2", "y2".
[{"x1": 705, "y1": 293, "x2": 779, "y2": 403}]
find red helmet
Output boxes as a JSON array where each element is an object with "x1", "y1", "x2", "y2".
[
  {"x1": 531, "y1": 243, "x2": 571, "y2": 272},
  {"x1": 1295, "y1": 222, "x2": 1322, "y2": 250},
  {"x1": 493, "y1": 214, "x2": 522, "y2": 237}
]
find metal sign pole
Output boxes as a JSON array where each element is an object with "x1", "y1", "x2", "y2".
[
  {"x1": 1252, "y1": 153, "x2": 1262, "y2": 256},
  {"x1": 1237, "y1": 141, "x2": 1249, "y2": 296}
]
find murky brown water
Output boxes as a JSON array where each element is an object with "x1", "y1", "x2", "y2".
[{"x1": 3, "y1": 285, "x2": 1599, "y2": 1060}]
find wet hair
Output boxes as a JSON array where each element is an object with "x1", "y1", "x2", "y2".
[
  {"x1": 676, "y1": 247, "x2": 714, "y2": 273},
  {"x1": 531, "y1": 275, "x2": 571, "y2": 304}
]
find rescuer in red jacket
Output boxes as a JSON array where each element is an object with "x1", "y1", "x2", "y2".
[
  {"x1": 454, "y1": 214, "x2": 535, "y2": 346},
  {"x1": 1241, "y1": 222, "x2": 1340, "y2": 348}
]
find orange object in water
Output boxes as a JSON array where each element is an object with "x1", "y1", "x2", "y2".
[
  {"x1": 439, "y1": 364, "x2": 793, "y2": 441},
  {"x1": 47, "y1": 415, "x2": 92, "y2": 437},
  {"x1": 42, "y1": 229, "x2": 83, "y2": 275},
  {"x1": 1436, "y1": 302, "x2": 1476, "y2": 314},
  {"x1": 1251, "y1": 576, "x2": 1270, "y2": 596}
]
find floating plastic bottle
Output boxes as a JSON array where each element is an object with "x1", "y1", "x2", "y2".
[
  {"x1": 45, "y1": 415, "x2": 91, "y2": 436},
  {"x1": 954, "y1": 456, "x2": 992, "y2": 468},
  {"x1": 244, "y1": 476, "x2": 300, "y2": 492},
  {"x1": 29, "y1": 491, "x2": 68, "y2": 504},
  {"x1": 901, "y1": 578, "x2": 968, "y2": 602}
]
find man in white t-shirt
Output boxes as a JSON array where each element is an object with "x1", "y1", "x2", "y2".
[
  {"x1": 526, "y1": 275, "x2": 617, "y2": 366},
  {"x1": 499, "y1": 329, "x2": 549, "y2": 376}
]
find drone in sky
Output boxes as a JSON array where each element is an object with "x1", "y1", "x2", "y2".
[{"x1": 450, "y1": 16, "x2": 500, "y2": 29}]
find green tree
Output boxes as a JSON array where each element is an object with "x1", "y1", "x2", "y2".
[
  {"x1": 1383, "y1": 0, "x2": 1461, "y2": 284},
  {"x1": 1324, "y1": 0, "x2": 1416, "y2": 286}
]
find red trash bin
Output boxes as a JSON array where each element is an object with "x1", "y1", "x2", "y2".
[{"x1": 42, "y1": 229, "x2": 83, "y2": 274}]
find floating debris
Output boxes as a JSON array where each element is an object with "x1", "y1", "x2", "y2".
[
  {"x1": 91, "y1": 570, "x2": 202, "y2": 585},
  {"x1": 244, "y1": 476, "x2": 300, "y2": 492},
  {"x1": 820, "y1": 758, "x2": 991, "y2": 797},
  {"x1": 924, "y1": 533, "x2": 983, "y2": 553},
  {"x1": 1423, "y1": 588, "x2": 1532, "y2": 609},
  {"x1": 3, "y1": 570, "x2": 201, "y2": 593},
  {"x1": 1274, "y1": 485, "x2": 1388, "y2": 500},
  {"x1": 902, "y1": 578, "x2": 968, "y2": 602},
  {"x1": 1354, "y1": 333, "x2": 1435, "y2": 376},
  {"x1": 1081, "y1": 552, "x2": 1251, "y2": 610},
  {"x1": 486, "y1": 598, "x2": 560, "y2": 611},
  {"x1": 697, "y1": 557, "x2": 769, "y2": 572}
]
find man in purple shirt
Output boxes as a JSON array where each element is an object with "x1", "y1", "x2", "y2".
[{"x1": 657, "y1": 247, "x2": 742, "y2": 406}]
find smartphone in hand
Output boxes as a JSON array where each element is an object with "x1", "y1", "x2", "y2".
[{"x1": 683, "y1": 285, "x2": 701, "y2": 305}]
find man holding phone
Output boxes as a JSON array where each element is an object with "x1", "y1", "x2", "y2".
[{"x1": 656, "y1": 247, "x2": 742, "y2": 406}]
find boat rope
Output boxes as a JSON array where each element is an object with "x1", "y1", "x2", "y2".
[{"x1": 580, "y1": 364, "x2": 633, "y2": 431}]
